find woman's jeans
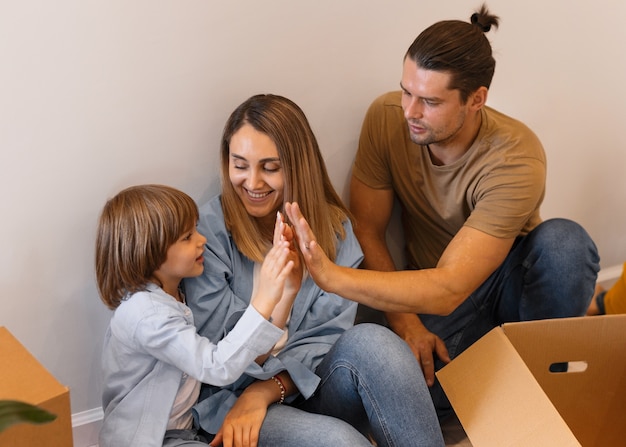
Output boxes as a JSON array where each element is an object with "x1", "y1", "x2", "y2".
[
  {"x1": 163, "y1": 429, "x2": 208, "y2": 446},
  {"x1": 258, "y1": 324, "x2": 445, "y2": 447},
  {"x1": 419, "y1": 218, "x2": 600, "y2": 418}
]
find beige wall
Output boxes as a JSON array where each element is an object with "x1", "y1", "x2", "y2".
[{"x1": 1, "y1": 0, "x2": 624, "y2": 416}]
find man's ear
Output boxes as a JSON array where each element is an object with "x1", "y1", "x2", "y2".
[{"x1": 469, "y1": 86, "x2": 488, "y2": 111}]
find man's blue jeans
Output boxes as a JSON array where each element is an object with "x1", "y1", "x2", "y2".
[
  {"x1": 419, "y1": 218, "x2": 600, "y2": 418},
  {"x1": 258, "y1": 324, "x2": 445, "y2": 447}
]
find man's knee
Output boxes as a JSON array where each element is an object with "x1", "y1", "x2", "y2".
[{"x1": 531, "y1": 218, "x2": 598, "y2": 258}]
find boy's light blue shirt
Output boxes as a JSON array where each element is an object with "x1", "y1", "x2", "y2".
[{"x1": 99, "y1": 284, "x2": 282, "y2": 447}]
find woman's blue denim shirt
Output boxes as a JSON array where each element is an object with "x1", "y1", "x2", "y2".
[{"x1": 183, "y1": 195, "x2": 364, "y2": 434}]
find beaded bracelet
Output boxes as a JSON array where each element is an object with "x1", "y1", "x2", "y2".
[{"x1": 270, "y1": 375, "x2": 286, "y2": 404}]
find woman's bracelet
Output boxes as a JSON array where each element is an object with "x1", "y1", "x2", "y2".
[{"x1": 270, "y1": 375, "x2": 286, "y2": 404}]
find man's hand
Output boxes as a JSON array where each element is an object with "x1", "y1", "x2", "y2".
[
  {"x1": 394, "y1": 322, "x2": 450, "y2": 386},
  {"x1": 284, "y1": 202, "x2": 333, "y2": 291}
]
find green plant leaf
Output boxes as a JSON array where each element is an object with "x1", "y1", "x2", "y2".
[{"x1": 0, "y1": 400, "x2": 57, "y2": 433}]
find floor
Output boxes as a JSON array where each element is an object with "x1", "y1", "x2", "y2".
[{"x1": 442, "y1": 414, "x2": 472, "y2": 446}]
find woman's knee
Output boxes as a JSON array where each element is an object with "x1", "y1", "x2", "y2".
[
  {"x1": 333, "y1": 323, "x2": 416, "y2": 370},
  {"x1": 338, "y1": 324, "x2": 399, "y2": 353}
]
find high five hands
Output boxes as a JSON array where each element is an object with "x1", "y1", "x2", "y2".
[
  {"x1": 276, "y1": 210, "x2": 304, "y2": 301},
  {"x1": 284, "y1": 202, "x2": 336, "y2": 293}
]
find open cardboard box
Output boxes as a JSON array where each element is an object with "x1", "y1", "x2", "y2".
[
  {"x1": 436, "y1": 314, "x2": 626, "y2": 446},
  {"x1": 0, "y1": 326, "x2": 73, "y2": 446}
]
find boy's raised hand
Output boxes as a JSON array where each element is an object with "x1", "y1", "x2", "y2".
[
  {"x1": 275, "y1": 211, "x2": 303, "y2": 301},
  {"x1": 250, "y1": 213, "x2": 294, "y2": 319}
]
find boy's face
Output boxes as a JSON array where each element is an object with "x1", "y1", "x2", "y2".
[{"x1": 154, "y1": 226, "x2": 206, "y2": 297}]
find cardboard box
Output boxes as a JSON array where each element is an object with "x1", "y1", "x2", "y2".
[
  {"x1": 437, "y1": 314, "x2": 626, "y2": 446},
  {"x1": 0, "y1": 326, "x2": 73, "y2": 446}
]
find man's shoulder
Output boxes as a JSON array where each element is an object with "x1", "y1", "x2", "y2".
[
  {"x1": 370, "y1": 90, "x2": 402, "y2": 109},
  {"x1": 481, "y1": 106, "x2": 545, "y2": 159},
  {"x1": 364, "y1": 91, "x2": 405, "y2": 128},
  {"x1": 483, "y1": 106, "x2": 537, "y2": 137}
]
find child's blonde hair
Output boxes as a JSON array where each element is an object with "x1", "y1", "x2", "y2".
[{"x1": 95, "y1": 184, "x2": 199, "y2": 309}]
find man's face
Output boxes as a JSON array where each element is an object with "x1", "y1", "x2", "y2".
[{"x1": 400, "y1": 57, "x2": 470, "y2": 148}]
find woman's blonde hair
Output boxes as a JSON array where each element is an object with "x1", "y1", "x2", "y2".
[
  {"x1": 220, "y1": 94, "x2": 350, "y2": 262},
  {"x1": 95, "y1": 184, "x2": 199, "y2": 309}
]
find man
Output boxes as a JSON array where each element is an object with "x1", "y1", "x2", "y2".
[{"x1": 286, "y1": 4, "x2": 600, "y2": 419}]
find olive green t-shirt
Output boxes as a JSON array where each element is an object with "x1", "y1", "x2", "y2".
[{"x1": 353, "y1": 91, "x2": 546, "y2": 269}]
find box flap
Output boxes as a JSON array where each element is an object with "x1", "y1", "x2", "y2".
[
  {"x1": 501, "y1": 315, "x2": 626, "y2": 446},
  {"x1": 0, "y1": 326, "x2": 73, "y2": 446},
  {"x1": 0, "y1": 327, "x2": 67, "y2": 403},
  {"x1": 437, "y1": 326, "x2": 580, "y2": 447}
]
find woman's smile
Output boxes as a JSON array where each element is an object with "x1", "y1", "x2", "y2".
[{"x1": 229, "y1": 123, "x2": 285, "y2": 223}]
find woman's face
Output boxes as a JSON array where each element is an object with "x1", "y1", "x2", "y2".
[{"x1": 228, "y1": 123, "x2": 285, "y2": 223}]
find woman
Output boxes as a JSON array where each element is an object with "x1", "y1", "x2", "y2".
[{"x1": 184, "y1": 94, "x2": 443, "y2": 447}]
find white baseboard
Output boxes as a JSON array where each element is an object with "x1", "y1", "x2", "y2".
[
  {"x1": 72, "y1": 407, "x2": 103, "y2": 447},
  {"x1": 597, "y1": 263, "x2": 623, "y2": 287}
]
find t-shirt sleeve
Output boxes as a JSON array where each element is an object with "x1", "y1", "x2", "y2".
[
  {"x1": 465, "y1": 147, "x2": 546, "y2": 239},
  {"x1": 352, "y1": 93, "x2": 397, "y2": 190}
]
